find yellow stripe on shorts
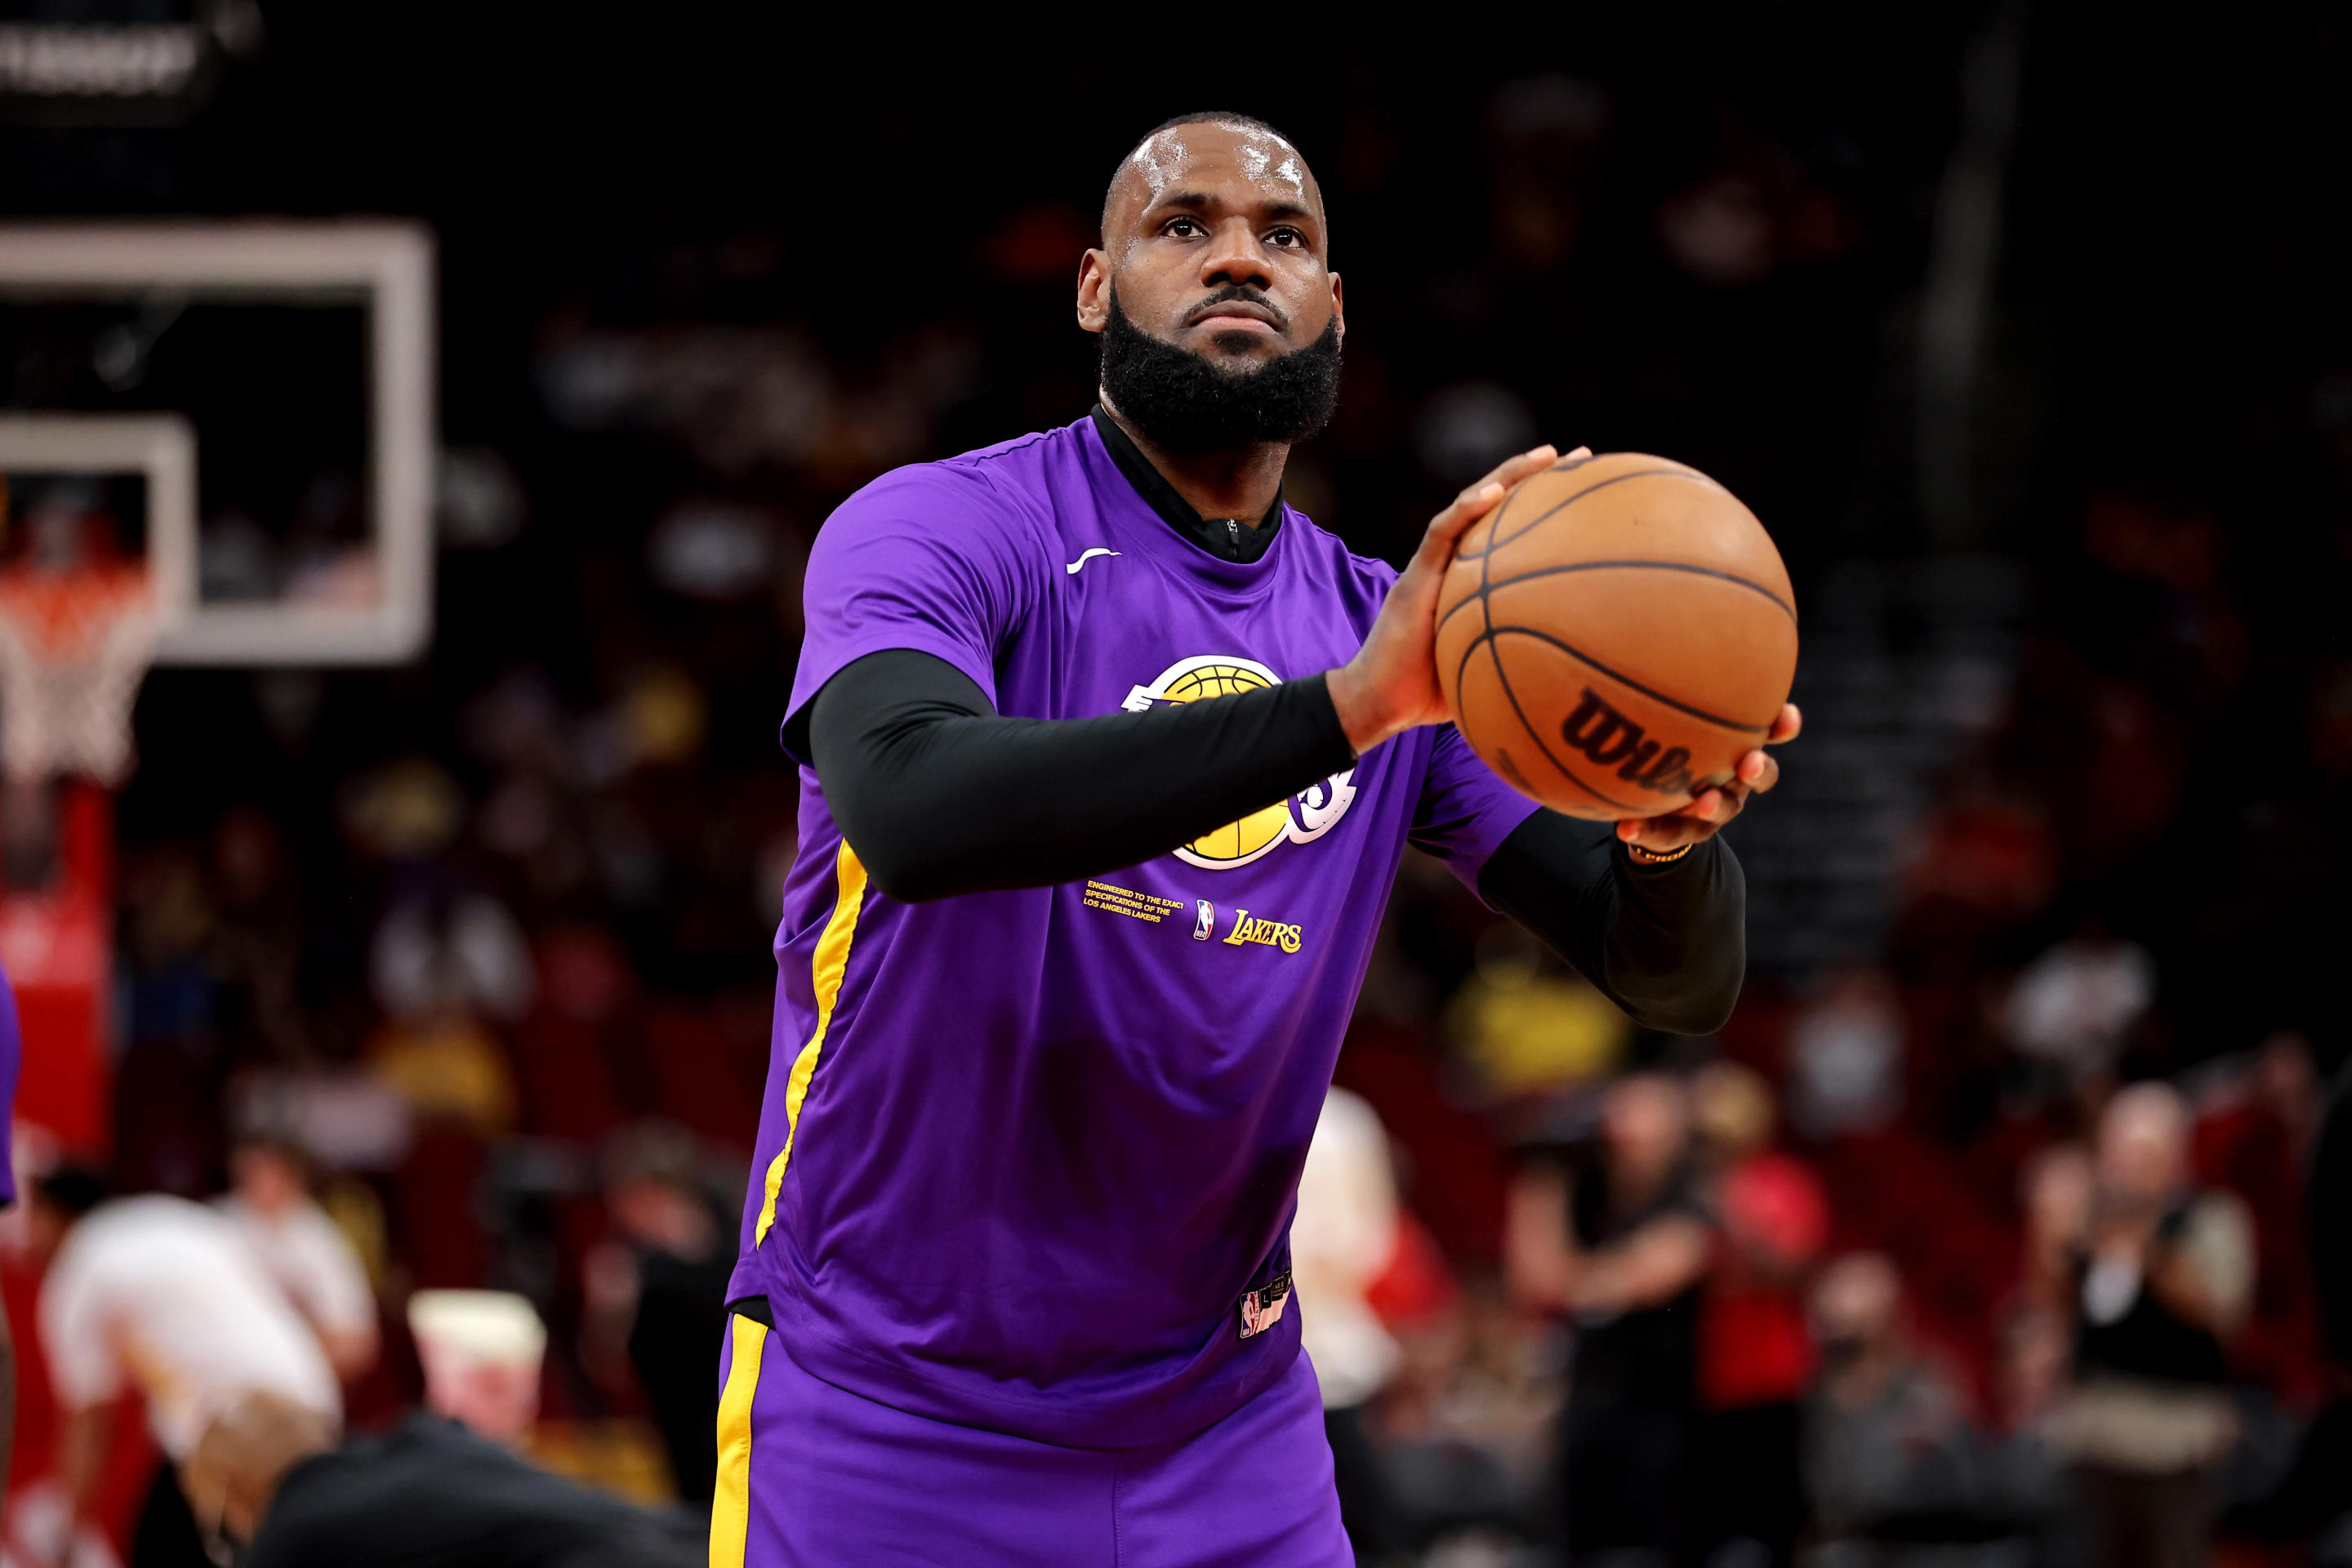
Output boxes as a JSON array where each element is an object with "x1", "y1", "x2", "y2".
[
  {"x1": 709, "y1": 1313, "x2": 769, "y2": 1568},
  {"x1": 753, "y1": 841, "x2": 870, "y2": 1246}
]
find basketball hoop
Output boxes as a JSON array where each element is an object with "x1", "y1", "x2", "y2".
[{"x1": 0, "y1": 561, "x2": 158, "y2": 785}]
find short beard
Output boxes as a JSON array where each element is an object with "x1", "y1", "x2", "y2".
[{"x1": 1099, "y1": 288, "x2": 1342, "y2": 455}]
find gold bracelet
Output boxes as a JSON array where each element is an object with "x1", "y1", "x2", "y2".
[{"x1": 1624, "y1": 840, "x2": 1696, "y2": 865}]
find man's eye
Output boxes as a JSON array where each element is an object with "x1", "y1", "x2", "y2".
[
  {"x1": 1165, "y1": 218, "x2": 1201, "y2": 238},
  {"x1": 1268, "y1": 229, "x2": 1302, "y2": 247}
]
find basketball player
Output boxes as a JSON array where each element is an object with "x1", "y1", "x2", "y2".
[{"x1": 712, "y1": 112, "x2": 1801, "y2": 1566}]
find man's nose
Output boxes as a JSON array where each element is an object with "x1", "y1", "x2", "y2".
[{"x1": 1198, "y1": 217, "x2": 1273, "y2": 290}]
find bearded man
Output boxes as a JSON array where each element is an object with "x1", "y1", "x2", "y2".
[{"x1": 711, "y1": 110, "x2": 1799, "y2": 1567}]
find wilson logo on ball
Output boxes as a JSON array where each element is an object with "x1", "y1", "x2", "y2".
[{"x1": 1559, "y1": 688, "x2": 1704, "y2": 796}]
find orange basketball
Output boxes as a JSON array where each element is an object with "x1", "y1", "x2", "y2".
[{"x1": 1433, "y1": 452, "x2": 1797, "y2": 822}]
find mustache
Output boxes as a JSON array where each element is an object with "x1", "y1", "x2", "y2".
[{"x1": 1184, "y1": 285, "x2": 1289, "y2": 332}]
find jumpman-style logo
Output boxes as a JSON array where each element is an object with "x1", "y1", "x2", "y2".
[{"x1": 1065, "y1": 548, "x2": 1120, "y2": 576}]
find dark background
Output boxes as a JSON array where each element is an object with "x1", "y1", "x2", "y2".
[{"x1": 7, "y1": 0, "x2": 2352, "y2": 1554}]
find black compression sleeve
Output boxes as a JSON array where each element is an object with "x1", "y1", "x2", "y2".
[
  {"x1": 806, "y1": 648, "x2": 1356, "y2": 902},
  {"x1": 1477, "y1": 810, "x2": 1746, "y2": 1035}
]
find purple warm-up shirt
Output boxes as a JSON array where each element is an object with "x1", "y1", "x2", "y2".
[{"x1": 729, "y1": 416, "x2": 1537, "y2": 1446}]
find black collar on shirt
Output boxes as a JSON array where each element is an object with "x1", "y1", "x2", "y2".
[{"x1": 1089, "y1": 403, "x2": 1282, "y2": 564}]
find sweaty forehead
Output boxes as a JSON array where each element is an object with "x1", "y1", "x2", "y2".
[{"x1": 1105, "y1": 122, "x2": 1322, "y2": 237}]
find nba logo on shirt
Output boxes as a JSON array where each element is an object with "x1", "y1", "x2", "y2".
[
  {"x1": 1238, "y1": 1269, "x2": 1293, "y2": 1339},
  {"x1": 1194, "y1": 901, "x2": 1214, "y2": 941}
]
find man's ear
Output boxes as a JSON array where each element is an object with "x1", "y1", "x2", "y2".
[
  {"x1": 1076, "y1": 249, "x2": 1111, "y2": 335},
  {"x1": 1330, "y1": 271, "x2": 1345, "y2": 342}
]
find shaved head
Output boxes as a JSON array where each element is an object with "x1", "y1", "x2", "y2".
[{"x1": 1102, "y1": 112, "x2": 1323, "y2": 251}]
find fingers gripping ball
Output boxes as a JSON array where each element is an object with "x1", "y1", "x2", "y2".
[{"x1": 1434, "y1": 453, "x2": 1798, "y2": 821}]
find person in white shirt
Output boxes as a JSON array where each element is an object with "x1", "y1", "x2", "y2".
[
  {"x1": 1290, "y1": 1086, "x2": 1405, "y2": 1563},
  {"x1": 28, "y1": 1169, "x2": 341, "y2": 1565},
  {"x1": 214, "y1": 1134, "x2": 380, "y2": 1380}
]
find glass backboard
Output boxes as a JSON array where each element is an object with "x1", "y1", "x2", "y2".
[{"x1": 0, "y1": 221, "x2": 434, "y2": 664}]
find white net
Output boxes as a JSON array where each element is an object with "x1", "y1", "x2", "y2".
[{"x1": 0, "y1": 565, "x2": 158, "y2": 784}]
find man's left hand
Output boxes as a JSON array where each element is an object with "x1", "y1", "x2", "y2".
[{"x1": 1615, "y1": 703, "x2": 1802, "y2": 856}]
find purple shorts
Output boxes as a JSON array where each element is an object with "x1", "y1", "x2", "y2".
[{"x1": 708, "y1": 1313, "x2": 1351, "y2": 1567}]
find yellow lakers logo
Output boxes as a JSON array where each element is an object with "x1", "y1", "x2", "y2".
[
  {"x1": 1222, "y1": 908, "x2": 1303, "y2": 954},
  {"x1": 1121, "y1": 655, "x2": 1358, "y2": 870}
]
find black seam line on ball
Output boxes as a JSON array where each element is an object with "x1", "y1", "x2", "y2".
[
  {"x1": 1468, "y1": 500, "x2": 1642, "y2": 813},
  {"x1": 1436, "y1": 559, "x2": 1798, "y2": 638},
  {"x1": 1487, "y1": 466, "x2": 1721, "y2": 554},
  {"x1": 1481, "y1": 630, "x2": 1645, "y2": 814},
  {"x1": 1466, "y1": 473, "x2": 1531, "y2": 568},
  {"x1": 1477, "y1": 624, "x2": 1775, "y2": 734},
  {"x1": 1477, "y1": 466, "x2": 1722, "y2": 558},
  {"x1": 1460, "y1": 470, "x2": 1514, "y2": 717}
]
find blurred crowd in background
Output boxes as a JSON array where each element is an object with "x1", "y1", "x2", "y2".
[{"x1": 5, "y1": 5, "x2": 2352, "y2": 1566}]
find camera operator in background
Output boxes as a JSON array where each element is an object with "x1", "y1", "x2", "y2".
[
  {"x1": 1507, "y1": 1071, "x2": 1714, "y2": 1564},
  {"x1": 2049, "y1": 1082, "x2": 2254, "y2": 1568}
]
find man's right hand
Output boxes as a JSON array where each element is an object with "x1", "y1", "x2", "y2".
[{"x1": 1325, "y1": 444, "x2": 1584, "y2": 754}]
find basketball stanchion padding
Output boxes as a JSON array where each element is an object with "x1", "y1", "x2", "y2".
[{"x1": 1434, "y1": 452, "x2": 1798, "y2": 822}]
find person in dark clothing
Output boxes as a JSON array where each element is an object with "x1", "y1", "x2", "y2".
[
  {"x1": 2233, "y1": 1055, "x2": 2352, "y2": 1548},
  {"x1": 182, "y1": 1391, "x2": 702, "y2": 1567},
  {"x1": 1507, "y1": 1073, "x2": 1716, "y2": 1566},
  {"x1": 585, "y1": 1124, "x2": 733, "y2": 1512},
  {"x1": 627, "y1": 1249, "x2": 733, "y2": 1508},
  {"x1": 2049, "y1": 1082, "x2": 2253, "y2": 1568}
]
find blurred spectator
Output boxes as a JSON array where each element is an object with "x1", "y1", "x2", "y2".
[
  {"x1": 367, "y1": 1009, "x2": 518, "y2": 1143},
  {"x1": 371, "y1": 892, "x2": 536, "y2": 1029},
  {"x1": 2191, "y1": 1030, "x2": 2327, "y2": 1405},
  {"x1": 207, "y1": 808, "x2": 310, "y2": 1065},
  {"x1": 1692, "y1": 1062, "x2": 1828, "y2": 1567},
  {"x1": 581, "y1": 1123, "x2": 733, "y2": 1512},
  {"x1": 1444, "y1": 924, "x2": 1629, "y2": 1098},
  {"x1": 364, "y1": 893, "x2": 526, "y2": 1141},
  {"x1": 359, "y1": 821, "x2": 530, "y2": 1142},
  {"x1": 29, "y1": 1169, "x2": 340, "y2": 1567},
  {"x1": 2240, "y1": 1061, "x2": 2352, "y2": 1552},
  {"x1": 2002, "y1": 927, "x2": 2154, "y2": 1089},
  {"x1": 1976, "y1": 1306, "x2": 2081, "y2": 1565},
  {"x1": 1292, "y1": 1086, "x2": 1405, "y2": 1566},
  {"x1": 1802, "y1": 1252, "x2": 1980, "y2": 1562},
  {"x1": 2017, "y1": 1145, "x2": 2096, "y2": 1318},
  {"x1": 1508, "y1": 1072, "x2": 1713, "y2": 1563},
  {"x1": 182, "y1": 1392, "x2": 702, "y2": 1567},
  {"x1": 1374, "y1": 1267, "x2": 1557, "y2": 1559},
  {"x1": 213, "y1": 1132, "x2": 380, "y2": 1381},
  {"x1": 340, "y1": 758, "x2": 466, "y2": 865},
  {"x1": 408, "y1": 1290, "x2": 546, "y2": 1444},
  {"x1": 1785, "y1": 970, "x2": 1904, "y2": 1143},
  {"x1": 2048, "y1": 1083, "x2": 2255, "y2": 1568}
]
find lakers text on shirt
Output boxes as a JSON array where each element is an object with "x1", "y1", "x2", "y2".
[{"x1": 1221, "y1": 908, "x2": 1303, "y2": 954}]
